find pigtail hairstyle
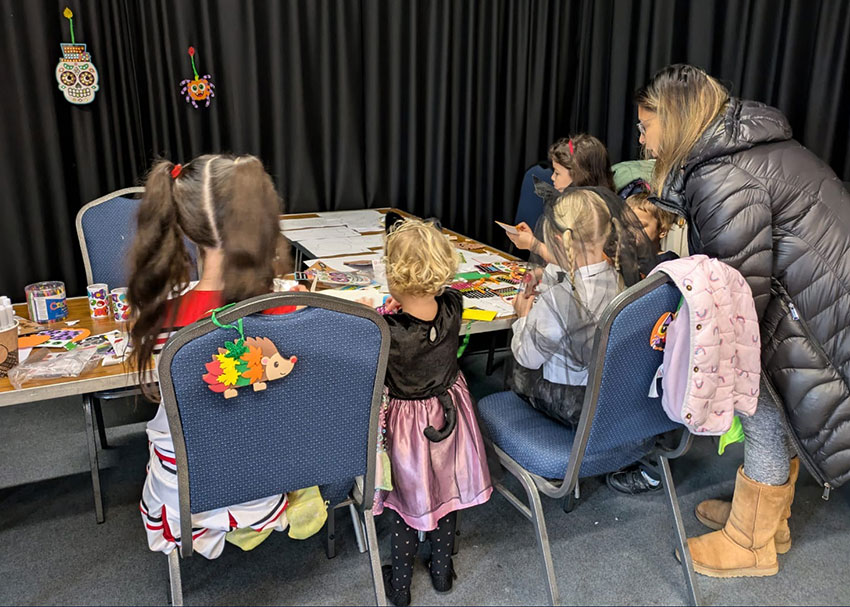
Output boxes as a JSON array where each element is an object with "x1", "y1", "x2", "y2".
[
  {"x1": 216, "y1": 156, "x2": 283, "y2": 303},
  {"x1": 128, "y1": 160, "x2": 192, "y2": 396},
  {"x1": 128, "y1": 154, "x2": 289, "y2": 399}
]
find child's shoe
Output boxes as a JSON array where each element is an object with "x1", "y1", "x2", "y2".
[
  {"x1": 428, "y1": 558, "x2": 458, "y2": 593},
  {"x1": 381, "y1": 565, "x2": 411, "y2": 607}
]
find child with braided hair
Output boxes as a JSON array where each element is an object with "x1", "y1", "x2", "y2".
[{"x1": 509, "y1": 185, "x2": 655, "y2": 425}]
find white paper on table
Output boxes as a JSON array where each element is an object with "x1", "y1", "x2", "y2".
[
  {"x1": 354, "y1": 234, "x2": 385, "y2": 249},
  {"x1": 311, "y1": 253, "x2": 382, "y2": 271},
  {"x1": 298, "y1": 239, "x2": 373, "y2": 257},
  {"x1": 279, "y1": 217, "x2": 344, "y2": 231},
  {"x1": 281, "y1": 226, "x2": 361, "y2": 242},
  {"x1": 316, "y1": 210, "x2": 384, "y2": 222},
  {"x1": 462, "y1": 296, "x2": 516, "y2": 317},
  {"x1": 18, "y1": 347, "x2": 32, "y2": 363},
  {"x1": 467, "y1": 251, "x2": 512, "y2": 265}
]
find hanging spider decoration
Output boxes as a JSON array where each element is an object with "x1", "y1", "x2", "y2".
[{"x1": 179, "y1": 46, "x2": 215, "y2": 109}]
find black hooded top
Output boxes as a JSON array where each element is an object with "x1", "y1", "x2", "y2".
[{"x1": 654, "y1": 97, "x2": 850, "y2": 490}]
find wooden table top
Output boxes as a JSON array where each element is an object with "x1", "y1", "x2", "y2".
[{"x1": 0, "y1": 298, "x2": 141, "y2": 407}]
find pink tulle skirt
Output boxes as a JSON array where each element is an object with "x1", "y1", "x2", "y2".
[{"x1": 375, "y1": 372, "x2": 493, "y2": 531}]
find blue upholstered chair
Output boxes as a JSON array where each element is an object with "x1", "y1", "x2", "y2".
[
  {"x1": 74, "y1": 188, "x2": 199, "y2": 523},
  {"x1": 514, "y1": 162, "x2": 553, "y2": 229},
  {"x1": 478, "y1": 272, "x2": 700, "y2": 606},
  {"x1": 158, "y1": 292, "x2": 390, "y2": 605}
]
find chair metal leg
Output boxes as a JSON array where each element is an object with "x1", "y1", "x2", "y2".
[
  {"x1": 349, "y1": 502, "x2": 367, "y2": 554},
  {"x1": 451, "y1": 510, "x2": 461, "y2": 556},
  {"x1": 362, "y1": 510, "x2": 388, "y2": 607},
  {"x1": 515, "y1": 470, "x2": 559, "y2": 605},
  {"x1": 561, "y1": 481, "x2": 580, "y2": 513},
  {"x1": 485, "y1": 333, "x2": 497, "y2": 375},
  {"x1": 167, "y1": 549, "x2": 184, "y2": 606},
  {"x1": 326, "y1": 503, "x2": 337, "y2": 559},
  {"x1": 659, "y1": 455, "x2": 701, "y2": 607},
  {"x1": 92, "y1": 397, "x2": 109, "y2": 449},
  {"x1": 82, "y1": 394, "x2": 105, "y2": 524}
]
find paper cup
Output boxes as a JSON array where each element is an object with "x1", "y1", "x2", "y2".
[
  {"x1": 87, "y1": 283, "x2": 110, "y2": 318},
  {"x1": 0, "y1": 320, "x2": 19, "y2": 379},
  {"x1": 110, "y1": 288, "x2": 130, "y2": 322}
]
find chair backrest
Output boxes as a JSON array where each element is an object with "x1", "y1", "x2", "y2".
[
  {"x1": 76, "y1": 187, "x2": 198, "y2": 288},
  {"x1": 158, "y1": 293, "x2": 389, "y2": 556},
  {"x1": 515, "y1": 162, "x2": 553, "y2": 228},
  {"x1": 566, "y1": 272, "x2": 682, "y2": 484}
]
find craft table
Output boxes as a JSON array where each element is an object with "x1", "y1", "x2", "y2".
[
  {"x1": 281, "y1": 207, "x2": 520, "y2": 336},
  {"x1": 0, "y1": 298, "x2": 147, "y2": 523}
]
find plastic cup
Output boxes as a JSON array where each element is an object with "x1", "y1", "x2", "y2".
[{"x1": 87, "y1": 283, "x2": 110, "y2": 318}]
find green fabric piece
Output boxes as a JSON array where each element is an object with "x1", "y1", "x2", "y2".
[
  {"x1": 611, "y1": 159, "x2": 655, "y2": 192},
  {"x1": 455, "y1": 272, "x2": 490, "y2": 281},
  {"x1": 718, "y1": 416, "x2": 745, "y2": 455}
]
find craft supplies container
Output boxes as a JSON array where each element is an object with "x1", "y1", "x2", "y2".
[{"x1": 25, "y1": 281, "x2": 68, "y2": 323}]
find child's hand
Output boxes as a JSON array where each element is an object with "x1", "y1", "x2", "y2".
[
  {"x1": 506, "y1": 222, "x2": 538, "y2": 251},
  {"x1": 289, "y1": 284, "x2": 309, "y2": 292},
  {"x1": 513, "y1": 292, "x2": 536, "y2": 317},
  {"x1": 383, "y1": 296, "x2": 402, "y2": 313}
]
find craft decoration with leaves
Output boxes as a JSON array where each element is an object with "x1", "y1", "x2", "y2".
[
  {"x1": 56, "y1": 7, "x2": 99, "y2": 104},
  {"x1": 180, "y1": 46, "x2": 216, "y2": 109},
  {"x1": 202, "y1": 306, "x2": 297, "y2": 399}
]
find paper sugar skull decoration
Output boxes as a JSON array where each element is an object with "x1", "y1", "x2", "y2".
[
  {"x1": 56, "y1": 8, "x2": 99, "y2": 105},
  {"x1": 201, "y1": 310, "x2": 296, "y2": 399},
  {"x1": 180, "y1": 46, "x2": 216, "y2": 109}
]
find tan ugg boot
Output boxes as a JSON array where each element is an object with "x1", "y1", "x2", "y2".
[
  {"x1": 685, "y1": 466, "x2": 793, "y2": 578},
  {"x1": 694, "y1": 458, "x2": 798, "y2": 554}
]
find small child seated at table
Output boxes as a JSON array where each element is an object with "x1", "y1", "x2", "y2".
[{"x1": 626, "y1": 191, "x2": 678, "y2": 263}]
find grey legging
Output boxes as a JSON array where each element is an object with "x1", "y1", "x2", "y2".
[{"x1": 741, "y1": 377, "x2": 796, "y2": 485}]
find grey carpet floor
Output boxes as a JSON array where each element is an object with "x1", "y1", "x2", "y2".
[{"x1": 1, "y1": 352, "x2": 848, "y2": 606}]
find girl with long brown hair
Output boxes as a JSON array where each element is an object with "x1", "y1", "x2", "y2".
[
  {"x1": 637, "y1": 63, "x2": 850, "y2": 579},
  {"x1": 131, "y1": 154, "x2": 299, "y2": 559},
  {"x1": 509, "y1": 134, "x2": 616, "y2": 263}
]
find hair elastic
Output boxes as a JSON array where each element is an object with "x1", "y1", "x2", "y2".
[
  {"x1": 170, "y1": 164, "x2": 183, "y2": 179},
  {"x1": 568, "y1": 139, "x2": 574, "y2": 155}
]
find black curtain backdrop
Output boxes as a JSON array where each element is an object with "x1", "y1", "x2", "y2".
[{"x1": 1, "y1": 0, "x2": 849, "y2": 296}]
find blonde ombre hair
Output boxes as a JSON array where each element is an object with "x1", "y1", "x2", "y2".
[
  {"x1": 635, "y1": 64, "x2": 729, "y2": 195},
  {"x1": 385, "y1": 218, "x2": 458, "y2": 296}
]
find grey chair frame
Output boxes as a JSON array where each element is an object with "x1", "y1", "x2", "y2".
[
  {"x1": 488, "y1": 272, "x2": 701, "y2": 606},
  {"x1": 74, "y1": 187, "x2": 147, "y2": 522},
  {"x1": 158, "y1": 292, "x2": 390, "y2": 606}
]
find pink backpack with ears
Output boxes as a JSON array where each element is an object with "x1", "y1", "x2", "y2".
[{"x1": 650, "y1": 255, "x2": 761, "y2": 435}]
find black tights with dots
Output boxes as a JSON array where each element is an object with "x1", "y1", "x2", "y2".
[{"x1": 388, "y1": 510, "x2": 456, "y2": 590}]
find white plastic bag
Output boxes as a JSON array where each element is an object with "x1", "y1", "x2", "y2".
[{"x1": 7, "y1": 346, "x2": 99, "y2": 389}]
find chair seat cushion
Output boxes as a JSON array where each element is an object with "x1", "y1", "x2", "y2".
[{"x1": 478, "y1": 391, "x2": 654, "y2": 480}]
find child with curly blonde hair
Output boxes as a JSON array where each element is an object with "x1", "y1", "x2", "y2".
[{"x1": 374, "y1": 219, "x2": 492, "y2": 606}]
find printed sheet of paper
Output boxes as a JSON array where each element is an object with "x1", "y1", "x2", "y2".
[
  {"x1": 281, "y1": 226, "x2": 361, "y2": 242},
  {"x1": 279, "y1": 217, "x2": 344, "y2": 231},
  {"x1": 298, "y1": 239, "x2": 374, "y2": 257},
  {"x1": 462, "y1": 296, "x2": 516, "y2": 318},
  {"x1": 316, "y1": 210, "x2": 385, "y2": 232}
]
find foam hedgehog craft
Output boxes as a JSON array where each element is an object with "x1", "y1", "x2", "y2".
[{"x1": 203, "y1": 336, "x2": 297, "y2": 399}]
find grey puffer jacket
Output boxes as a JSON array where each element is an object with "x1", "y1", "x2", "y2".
[{"x1": 655, "y1": 98, "x2": 850, "y2": 492}]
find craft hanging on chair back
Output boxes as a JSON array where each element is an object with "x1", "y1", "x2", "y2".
[{"x1": 56, "y1": 7, "x2": 99, "y2": 105}]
